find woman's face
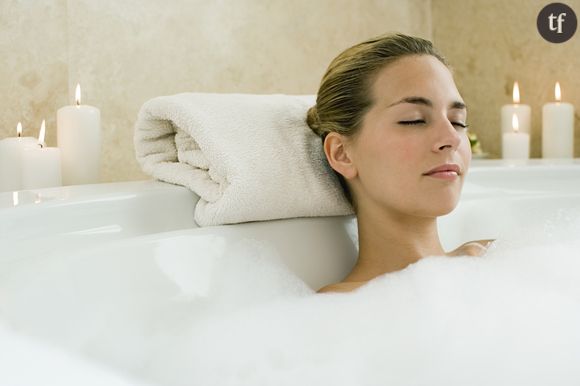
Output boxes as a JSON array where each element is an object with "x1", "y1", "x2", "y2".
[{"x1": 348, "y1": 54, "x2": 471, "y2": 217}]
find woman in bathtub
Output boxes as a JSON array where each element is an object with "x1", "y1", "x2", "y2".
[{"x1": 308, "y1": 33, "x2": 495, "y2": 293}]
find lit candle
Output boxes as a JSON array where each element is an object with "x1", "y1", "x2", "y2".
[
  {"x1": 502, "y1": 114, "x2": 530, "y2": 159},
  {"x1": 21, "y1": 120, "x2": 62, "y2": 190},
  {"x1": 57, "y1": 83, "x2": 101, "y2": 185},
  {"x1": 542, "y1": 82, "x2": 575, "y2": 158},
  {"x1": 501, "y1": 81, "x2": 531, "y2": 135},
  {"x1": 0, "y1": 122, "x2": 38, "y2": 192}
]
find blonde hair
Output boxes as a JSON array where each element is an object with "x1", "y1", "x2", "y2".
[{"x1": 306, "y1": 32, "x2": 449, "y2": 206}]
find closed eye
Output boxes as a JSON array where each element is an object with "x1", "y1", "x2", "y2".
[
  {"x1": 398, "y1": 120, "x2": 426, "y2": 125},
  {"x1": 398, "y1": 120, "x2": 469, "y2": 129},
  {"x1": 453, "y1": 122, "x2": 469, "y2": 129}
]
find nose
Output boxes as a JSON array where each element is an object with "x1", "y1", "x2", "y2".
[{"x1": 432, "y1": 118, "x2": 462, "y2": 152}]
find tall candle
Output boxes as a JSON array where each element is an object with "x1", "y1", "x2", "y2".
[
  {"x1": 0, "y1": 122, "x2": 38, "y2": 192},
  {"x1": 21, "y1": 120, "x2": 62, "y2": 190},
  {"x1": 57, "y1": 83, "x2": 101, "y2": 185},
  {"x1": 542, "y1": 82, "x2": 575, "y2": 158},
  {"x1": 502, "y1": 114, "x2": 530, "y2": 159},
  {"x1": 501, "y1": 81, "x2": 531, "y2": 135}
]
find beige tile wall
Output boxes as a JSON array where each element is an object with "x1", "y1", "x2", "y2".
[
  {"x1": 0, "y1": 0, "x2": 431, "y2": 183},
  {"x1": 7, "y1": 1, "x2": 577, "y2": 180},
  {"x1": 0, "y1": 0, "x2": 68, "y2": 147},
  {"x1": 433, "y1": 0, "x2": 580, "y2": 158}
]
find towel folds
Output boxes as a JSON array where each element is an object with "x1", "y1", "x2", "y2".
[{"x1": 134, "y1": 93, "x2": 353, "y2": 226}]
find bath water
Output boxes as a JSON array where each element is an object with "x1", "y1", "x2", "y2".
[{"x1": 1, "y1": 210, "x2": 580, "y2": 385}]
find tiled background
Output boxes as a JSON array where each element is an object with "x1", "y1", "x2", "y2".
[{"x1": 1, "y1": 0, "x2": 579, "y2": 182}]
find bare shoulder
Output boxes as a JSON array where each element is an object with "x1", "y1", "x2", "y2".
[
  {"x1": 317, "y1": 281, "x2": 367, "y2": 294},
  {"x1": 449, "y1": 239, "x2": 496, "y2": 257}
]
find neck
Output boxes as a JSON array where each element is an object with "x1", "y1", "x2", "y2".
[{"x1": 344, "y1": 202, "x2": 446, "y2": 283}]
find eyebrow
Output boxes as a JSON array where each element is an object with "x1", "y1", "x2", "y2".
[{"x1": 388, "y1": 96, "x2": 467, "y2": 110}]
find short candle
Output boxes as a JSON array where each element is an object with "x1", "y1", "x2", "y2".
[
  {"x1": 502, "y1": 114, "x2": 530, "y2": 159},
  {"x1": 0, "y1": 122, "x2": 38, "y2": 192},
  {"x1": 21, "y1": 120, "x2": 62, "y2": 190}
]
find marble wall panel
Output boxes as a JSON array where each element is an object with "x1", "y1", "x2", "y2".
[
  {"x1": 433, "y1": 0, "x2": 580, "y2": 158},
  {"x1": 0, "y1": 0, "x2": 68, "y2": 147},
  {"x1": 78, "y1": 0, "x2": 430, "y2": 181}
]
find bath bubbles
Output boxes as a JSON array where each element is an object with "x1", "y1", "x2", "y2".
[
  {"x1": 1, "y1": 219, "x2": 580, "y2": 385},
  {"x1": 153, "y1": 234, "x2": 313, "y2": 316},
  {"x1": 0, "y1": 234, "x2": 312, "y2": 384},
  {"x1": 481, "y1": 204, "x2": 580, "y2": 255},
  {"x1": 150, "y1": 238, "x2": 580, "y2": 386},
  {"x1": 0, "y1": 321, "x2": 147, "y2": 386}
]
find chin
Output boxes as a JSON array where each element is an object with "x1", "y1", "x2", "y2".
[{"x1": 420, "y1": 197, "x2": 460, "y2": 217}]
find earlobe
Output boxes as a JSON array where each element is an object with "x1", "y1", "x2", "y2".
[{"x1": 323, "y1": 133, "x2": 358, "y2": 180}]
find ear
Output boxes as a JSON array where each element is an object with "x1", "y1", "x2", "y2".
[{"x1": 323, "y1": 132, "x2": 358, "y2": 180}]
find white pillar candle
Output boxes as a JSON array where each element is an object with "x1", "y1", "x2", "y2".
[
  {"x1": 21, "y1": 120, "x2": 62, "y2": 190},
  {"x1": 502, "y1": 114, "x2": 530, "y2": 159},
  {"x1": 542, "y1": 82, "x2": 575, "y2": 158},
  {"x1": 0, "y1": 122, "x2": 38, "y2": 192},
  {"x1": 501, "y1": 81, "x2": 531, "y2": 135},
  {"x1": 57, "y1": 83, "x2": 101, "y2": 185}
]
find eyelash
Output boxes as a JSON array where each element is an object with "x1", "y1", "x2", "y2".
[{"x1": 399, "y1": 120, "x2": 469, "y2": 129}]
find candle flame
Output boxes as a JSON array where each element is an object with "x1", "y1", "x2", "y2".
[
  {"x1": 38, "y1": 120, "x2": 46, "y2": 147},
  {"x1": 555, "y1": 81, "x2": 561, "y2": 102},
  {"x1": 512, "y1": 81, "x2": 520, "y2": 103},
  {"x1": 512, "y1": 113, "x2": 519, "y2": 133},
  {"x1": 16, "y1": 122, "x2": 22, "y2": 137},
  {"x1": 75, "y1": 83, "x2": 81, "y2": 106},
  {"x1": 13, "y1": 192, "x2": 18, "y2": 206}
]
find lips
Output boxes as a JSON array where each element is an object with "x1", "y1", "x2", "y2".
[{"x1": 423, "y1": 163, "x2": 461, "y2": 175}]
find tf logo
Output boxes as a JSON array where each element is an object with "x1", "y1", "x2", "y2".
[{"x1": 537, "y1": 2, "x2": 577, "y2": 43}]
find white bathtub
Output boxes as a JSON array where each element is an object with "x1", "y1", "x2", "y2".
[
  {"x1": 2, "y1": 158, "x2": 580, "y2": 290},
  {"x1": 1, "y1": 158, "x2": 580, "y2": 384}
]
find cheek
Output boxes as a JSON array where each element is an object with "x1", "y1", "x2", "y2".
[
  {"x1": 386, "y1": 136, "x2": 423, "y2": 167},
  {"x1": 353, "y1": 134, "x2": 393, "y2": 184},
  {"x1": 362, "y1": 135, "x2": 413, "y2": 174},
  {"x1": 356, "y1": 130, "x2": 424, "y2": 181},
  {"x1": 395, "y1": 142, "x2": 421, "y2": 163},
  {"x1": 358, "y1": 135, "x2": 420, "y2": 193}
]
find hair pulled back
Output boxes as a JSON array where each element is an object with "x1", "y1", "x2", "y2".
[{"x1": 306, "y1": 33, "x2": 449, "y2": 206}]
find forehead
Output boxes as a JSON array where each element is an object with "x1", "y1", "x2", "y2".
[{"x1": 370, "y1": 55, "x2": 461, "y2": 106}]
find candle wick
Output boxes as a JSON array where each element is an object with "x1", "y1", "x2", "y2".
[
  {"x1": 17, "y1": 133, "x2": 21, "y2": 138},
  {"x1": 38, "y1": 143, "x2": 44, "y2": 148}
]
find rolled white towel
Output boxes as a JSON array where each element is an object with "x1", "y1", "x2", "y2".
[{"x1": 134, "y1": 93, "x2": 353, "y2": 226}]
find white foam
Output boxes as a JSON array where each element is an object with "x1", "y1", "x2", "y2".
[
  {"x1": 1, "y1": 214, "x2": 580, "y2": 385},
  {"x1": 0, "y1": 322, "x2": 147, "y2": 386},
  {"x1": 148, "y1": 236, "x2": 580, "y2": 386}
]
